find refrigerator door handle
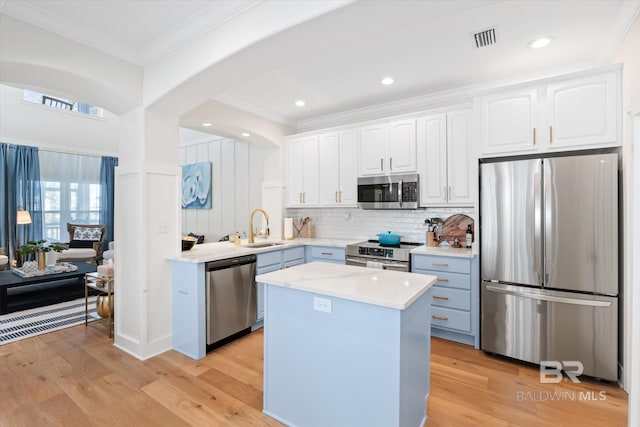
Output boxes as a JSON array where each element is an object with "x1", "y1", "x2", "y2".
[
  {"x1": 485, "y1": 285, "x2": 611, "y2": 307},
  {"x1": 533, "y1": 161, "x2": 543, "y2": 285},
  {"x1": 543, "y1": 160, "x2": 554, "y2": 285}
]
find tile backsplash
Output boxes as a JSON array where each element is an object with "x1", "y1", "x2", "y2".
[{"x1": 286, "y1": 207, "x2": 475, "y2": 243}]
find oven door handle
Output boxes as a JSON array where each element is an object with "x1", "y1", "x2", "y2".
[{"x1": 346, "y1": 257, "x2": 406, "y2": 270}]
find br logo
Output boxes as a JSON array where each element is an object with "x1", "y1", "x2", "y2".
[{"x1": 540, "y1": 361, "x2": 584, "y2": 384}]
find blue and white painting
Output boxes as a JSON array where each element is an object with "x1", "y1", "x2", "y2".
[{"x1": 182, "y1": 162, "x2": 211, "y2": 209}]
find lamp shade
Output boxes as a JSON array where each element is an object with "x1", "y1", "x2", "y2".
[{"x1": 17, "y1": 210, "x2": 32, "y2": 225}]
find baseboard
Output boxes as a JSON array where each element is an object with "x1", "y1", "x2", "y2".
[{"x1": 114, "y1": 332, "x2": 172, "y2": 361}]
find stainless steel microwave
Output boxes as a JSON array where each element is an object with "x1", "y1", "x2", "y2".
[{"x1": 357, "y1": 174, "x2": 419, "y2": 209}]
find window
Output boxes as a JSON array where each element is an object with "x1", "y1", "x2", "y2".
[
  {"x1": 39, "y1": 151, "x2": 102, "y2": 242},
  {"x1": 23, "y1": 90, "x2": 104, "y2": 117}
]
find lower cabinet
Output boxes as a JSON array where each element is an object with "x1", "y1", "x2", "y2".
[
  {"x1": 256, "y1": 247, "x2": 306, "y2": 321},
  {"x1": 412, "y1": 253, "x2": 479, "y2": 348},
  {"x1": 304, "y1": 246, "x2": 346, "y2": 264}
]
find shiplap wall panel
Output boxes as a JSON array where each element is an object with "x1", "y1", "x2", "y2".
[
  {"x1": 234, "y1": 141, "x2": 250, "y2": 236},
  {"x1": 179, "y1": 137, "x2": 263, "y2": 242}
]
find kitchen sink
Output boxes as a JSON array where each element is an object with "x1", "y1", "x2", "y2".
[{"x1": 242, "y1": 242, "x2": 285, "y2": 249}]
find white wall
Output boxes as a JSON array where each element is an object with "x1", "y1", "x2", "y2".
[
  {"x1": 0, "y1": 84, "x2": 120, "y2": 156},
  {"x1": 179, "y1": 133, "x2": 264, "y2": 242},
  {"x1": 610, "y1": 10, "x2": 640, "y2": 396}
]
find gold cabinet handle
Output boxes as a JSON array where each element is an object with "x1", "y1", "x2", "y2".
[
  {"x1": 303, "y1": 192, "x2": 306, "y2": 203},
  {"x1": 339, "y1": 191, "x2": 342, "y2": 203},
  {"x1": 321, "y1": 252, "x2": 333, "y2": 256},
  {"x1": 380, "y1": 158, "x2": 384, "y2": 171},
  {"x1": 432, "y1": 315, "x2": 448, "y2": 321},
  {"x1": 299, "y1": 193, "x2": 302, "y2": 203},
  {"x1": 390, "y1": 157, "x2": 393, "y2": 170},
  {"x1": 533, "y1": 128, "x2": 536, "y2": 145},
  {"x1": 432, "y1": 295, "x2": 449, "y2": 301},
  {"x1": 448, "y1": 186, "x2": 452, "y2": 200},
  {"x1": 549, "y1": 125, "x2": 553, "y2": 144},
  {"x1": 436, "y1": 278, "x2": 449, "y2": 282},
  {"x1": 433, "y1": 262, "x2": 449, "y2": 267}
]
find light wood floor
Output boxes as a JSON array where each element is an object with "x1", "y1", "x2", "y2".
[{"x1": 0, "y1": 322, "x2": 628, "y2": 426}]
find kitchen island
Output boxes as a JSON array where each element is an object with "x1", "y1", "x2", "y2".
[{"x1": 256, "y1": 262, "x2": 437, "y2": 427}]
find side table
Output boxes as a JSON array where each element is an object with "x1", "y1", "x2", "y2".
[{"x1": 85, "y1": 272, "x2": 114, "y2": 338}]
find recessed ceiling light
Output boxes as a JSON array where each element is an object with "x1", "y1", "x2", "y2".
[
  {"x1": 241, "y1": 132, "x2": 250, "y2": 137},
  {"x1": 202, "y1": 122, "x2": 212, "y2": 127},
  {"x1": 381, "y1": 76, "x2": 394, "y2": 85},
  {"x1": 295, "y1": 100, "x2": 306, "y2": 107},
  {"x1": 529, "y1": 36, "x2": 553, "y2": 49}
]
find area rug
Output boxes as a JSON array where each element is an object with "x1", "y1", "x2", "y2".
[{"x1": 0, "y1": 296, "x2": 98, "y2": 345}]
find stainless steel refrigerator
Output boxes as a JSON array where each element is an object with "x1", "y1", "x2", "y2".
[{"x1": 480, "y1": 152, "x2": 618, "y2": 381}]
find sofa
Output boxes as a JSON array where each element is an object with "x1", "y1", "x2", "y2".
[
  {"x1": 103, "y1": 241, "x2": 114, "y2": 263},
  {"x1": 0, "y1": 247, "x2": 7, "y2": 271}
]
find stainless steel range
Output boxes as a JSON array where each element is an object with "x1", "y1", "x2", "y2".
[{"x1": 346, "y1": 240, "x2": 421, "y2": 272}]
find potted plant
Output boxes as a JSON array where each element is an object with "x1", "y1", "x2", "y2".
[{"x1": 19, "y1": 240, "x2": 68, "y2": 269}]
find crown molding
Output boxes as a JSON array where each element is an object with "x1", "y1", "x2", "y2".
[
  {"x1": 1, "y1": 1, "x2": 140, "y2": 64},
  {"x1": 596, "y1": 0, "x2": 640, "y2": 65},
  {"x1": 140, "y1": 0, "x2": 262, "y2": 66},
  {"x1": 0, "y1": 0, "x2": 262, "y2": 66}
]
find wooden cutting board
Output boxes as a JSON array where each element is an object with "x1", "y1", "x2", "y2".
[{"x1": 441, "y1": 214, "x2": 473, "y2": 247}]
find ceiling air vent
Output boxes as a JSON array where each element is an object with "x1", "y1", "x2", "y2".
[{"x1": 472, "y1": 27, "x2": 497, "y2": 48}]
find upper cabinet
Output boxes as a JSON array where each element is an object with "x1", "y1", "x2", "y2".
[
  {"x1": 477, "y1": 69, "x2": 620, "y2": 157},
  {"x1": 546, "y1": 72, "x2": 618, "y2": 149},
  {"x1": 359, "y1": 119, "x2": 416, "y2": 176},
  {"x1": 318, "y1": 129, "x2": 358, "y2": 207},
  {"x1": 478, "y1": 87, "x2": 539, "y2": 155},
  {"x1": 286, "y1": 136, "x2": 319, "y2": 207},
  {"x1": 417, "y1": 110, "x2": 473, "y2": 207}
]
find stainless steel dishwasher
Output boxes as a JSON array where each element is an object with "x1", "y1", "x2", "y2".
[{"x1": 205, "y1": 254, "x2": 257, "y2": 346}]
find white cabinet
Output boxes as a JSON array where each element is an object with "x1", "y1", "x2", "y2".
[
  {"x1": 417, "y1": 110, "x2": 473, "y2": 206},
  {"x1": 546, "y1": 71, "x2": 618, "y2": 149},
  {"x1": 318, "y1": 129, "x2": 358, "y2": 207},
  {"x1": 358, "y1": 119, "x2": 416, "y2": 176},
  {"x1": 477, "y1": 69, "x2": 620, "y2": 157},
  {"x1": 286, "y1": 136, "x2": 319, "y2": 207},
  {"x1": 478, "y1": 87, "x2": 539, "y2": 155}
]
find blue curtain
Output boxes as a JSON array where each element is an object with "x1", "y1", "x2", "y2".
[
  {"x1": 0, "y1": 143, "x2": 43, "y2": 263},
  {"x1": 99, "y1": 156, "x2": 118, "y2": 250}
]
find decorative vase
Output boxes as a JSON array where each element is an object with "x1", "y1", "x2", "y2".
[
  {"x1": 95, "y1": 295, "x2": 114, "y2": 318},
  {"x1": 37, "y1": 252, "x2": 46, "y2": 270}
]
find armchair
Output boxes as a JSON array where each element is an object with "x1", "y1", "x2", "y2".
[{"x1": 55, "y1": 223, "x2": 107, "y2": 265}]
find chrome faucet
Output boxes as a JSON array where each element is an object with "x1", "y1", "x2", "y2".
[{"x1": 249, "y1": 208, "x2": 270, "y2": 243}]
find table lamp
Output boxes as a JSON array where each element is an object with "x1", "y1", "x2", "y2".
[{"x1": 15, "y1": 208, "x2": 32, "y2": 267}]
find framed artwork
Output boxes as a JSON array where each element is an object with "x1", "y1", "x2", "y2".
[{"x1": 182, "y1": 162, "x2": 211, "y2": 209}]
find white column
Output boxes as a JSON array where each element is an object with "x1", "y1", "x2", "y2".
[{"x1": 113, "y1": 107, "x2": 181, "y2": 360}]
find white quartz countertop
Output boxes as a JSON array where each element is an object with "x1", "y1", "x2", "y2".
[
  {"x1": 256, "y1": 262, "x2": 437, "y2": 310},
  {"x1": 410, "y1": 245, "x2": 476, "y2": 258},
  {"x1": 169, "y1": 238, "x2": 358, "y2": 263}
]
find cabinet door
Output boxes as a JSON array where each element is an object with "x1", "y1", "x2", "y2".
[
  {"x1": 447, "y1": 110, "x2": 474, "y2": 205},
  {"x1": 318, "y1": 132, "x2": 340, "y2": 206},
  {"x1": 338, "y1": 129, "x2": 358, "y2": 206},
  {"x1": 386, "y1": 119, "x2": 416, "y2": 173},
  {"x1": 546, "y1": 71, "x2": 618, "y2": 149},
  {"x1": 286, "y1": 139, "x2": 304, "y2": 207},
  {"x1": 479, "y1": 87, "x2": 539, "y2": 155},
  {"x1": 302, "y1": 136, "x2": 319, "y2": 205},
  {"x1": 417, "y1": 114, "x2": 447, "y2": 206},
  {"x1": 358, "y1": 124, "x2": 386, "y2": 176}
]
